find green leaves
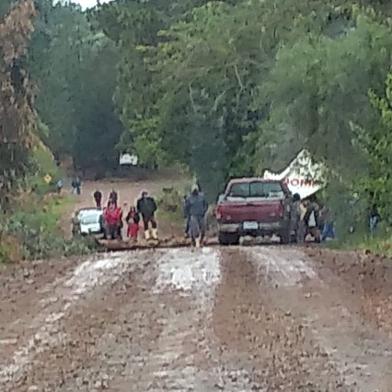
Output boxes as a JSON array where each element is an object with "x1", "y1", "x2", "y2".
[
  {"x1": 90, "y1": 0, "x2": 392, "y2": 217},
  {"x1": 261, "y1": 14, "x2": 392, "y2": 176},
  {"x1": 358, "y1": 74, "x2": 392, "y2": 221},
  {"x1": 0, "y1": 0, "x2": 37, "y2": 201},
  {"x1": 28, "y1": 1, "x2": 124, "y2": 170}
]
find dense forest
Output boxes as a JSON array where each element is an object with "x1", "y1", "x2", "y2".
[{"x1": 1, "y1": 0, "x2": 392, "y2": 233}]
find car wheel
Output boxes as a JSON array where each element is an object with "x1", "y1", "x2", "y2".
[{"x1": 218, "y1": 232, "x2": 239, "y2": 246}]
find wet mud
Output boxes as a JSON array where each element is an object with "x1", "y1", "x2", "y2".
[{"x1": 1, "y1": 246, "x2": 392, "y2": 391}]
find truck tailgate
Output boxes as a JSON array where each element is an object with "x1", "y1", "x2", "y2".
[{"x1": 218, "y1": 199, "x2": 284, "y2": 223}]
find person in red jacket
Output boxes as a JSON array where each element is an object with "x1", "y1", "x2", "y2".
[
  {"x1": 126, "y1": 206, "x2": 140, "y2": 242},
  {"x1": 104, "y1": 201, "x2": 123, "y2": 240}
]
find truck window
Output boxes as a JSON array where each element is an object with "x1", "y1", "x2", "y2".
[
  {"x1": 228, "y1": 181, "x2": 284, "y2": 198},
  {"x1": 250, "y1": 182, "x2": 284, "y2": 198},
  {"x1": 228, "y1": 183, "x2": 249, "y2": 198}
]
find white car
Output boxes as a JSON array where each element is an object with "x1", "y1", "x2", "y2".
[{"x1": 72, "y1": 208, "x2": 104, "y2": 237}]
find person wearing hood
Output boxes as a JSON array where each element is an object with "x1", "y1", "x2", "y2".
[
  {"x1": 136, "y1": 191, "x2": 158, "y2": 240},
  {"x1": 184, "y1": 184, "x2": 208, "y2": 247}
]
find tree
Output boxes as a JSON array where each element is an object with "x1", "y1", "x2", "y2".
[
  {"x1": 94, "y1": 0, "x2": 392, "y2": 212},
  {"x1": 28, "y1": 1, "x2": 123, "y2": 172},
  {"x1": 353, "y1": 74, "x2": 392, "y2": 221},
  {"x1": 0, "y1": 0, "x2": 37, "y2": 201},
  {"x1": 257, "y1": 14, "x2": 392, "y2": 177}
]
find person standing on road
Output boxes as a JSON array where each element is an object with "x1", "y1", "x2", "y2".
[
  {"x1": 320, "y1": 205, "x2": 335, "y2": 241},
  {"x1": 104, "y1": 200, "x2": 123, "y2": 240},
  {"x1": 74, "y1": 176, "x2": 82, "y2": 195},
  {"x1": 137, "y1": 191, "x2": 158, "y2": 240},
  {"x1": 109, "y1": 189, "x2": 118, "y2": 206},
  {"x1": 185, "y1": 185, "x2": 208, "y2": 248},
  {"x1": 126, "y1": 206, "x2": 140, "y2": 243},
  {"x1": 290, "y1": 193, "x2": 305, "y2": 244},
  {"x1": 94, "y1": 190, "x2": 103, "y2": 209},
  {"x1": 71, "y1": 178, "x2": 77, "y2": 194},
  {"x1": 304, "y1": 197, "x2": 321, "y2": 243},
  {"x1": 183, "y1": 194, "x2": 190, "y2": 238}
]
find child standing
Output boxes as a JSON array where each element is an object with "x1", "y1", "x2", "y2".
[{"x1": 126, "y1": 206, "x2": 140, "y2": 242}]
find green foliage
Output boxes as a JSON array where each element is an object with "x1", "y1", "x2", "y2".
[
  {"x1": 0, "y1": 0, "x2": 38, "y2": 202},
  {"x1": 28, "y1": 0, "x2": 124, "y2": 171},
  {"x1": 3, "y1": 0, "x2": 392, "y2": 259},
  {"x1": 157, "y1": 186, "x2": 184, "y2": 214},
  {"x1": 25, "y1": 141, "x2": 60, "y2": 196},
  {"x1": 355, "y1": 73, "x2": 392, "y2": 223},
  {"x1": 260, "y1": 15, "x2": 392, "y2": 175},
  {"x1": 156, "y1": 185, "x2": 187, "y2": 231},
  {"x1": 97, "y1": 0, "x2": 391, "y2": 219},
  {"x1": 0, "y1": 196, "x2": 96, "y2": 262}
]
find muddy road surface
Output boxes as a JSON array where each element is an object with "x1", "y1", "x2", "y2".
[{"x1": 1, "y1": 246, "x2": 392, "y2": 391}]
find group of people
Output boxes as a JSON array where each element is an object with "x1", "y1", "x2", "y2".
[
  {"x1": 93, "y1": 184, "x2": 209, "y2": 247},
  {"x1": 94, "y1": 190, "x2": 158, "y2": 242},
  {"x1": 290, "y1": 194, "x2": 335, "y2": 243},
  {"x1": 55, "y1": 177, "x2": 82, "y2": 195},
  {"x1": 91, "y1": 180, "x2": 383, "y2": 245},
  {"x1": 291, "y1": 194, "x2": 382, "y2": 242}
]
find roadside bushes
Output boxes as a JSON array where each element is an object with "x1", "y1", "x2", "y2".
[
  {"x1": 0, "y1": 195, "x2": 95, "y2": 263},
  {"x1": 158, "y1": 187, "x2": 184, "y2": 214}
]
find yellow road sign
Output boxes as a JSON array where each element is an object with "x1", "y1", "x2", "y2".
[{"x1": 44, "y1": 174, "x2": 52, "y2": 184}]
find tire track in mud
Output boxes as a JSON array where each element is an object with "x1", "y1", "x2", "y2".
[
  {"x1": 211, "y1": 247, "x2": 348, "y2": 391},
  {"x1": 111, "y1": 248, "x2": 222, "y2": 391},
  {"x1": 0, "y1": 252, "x2": 147, "y2": 391},
  {"x1": 243, "y1": 246, "x2": 392, "y2": 391}
]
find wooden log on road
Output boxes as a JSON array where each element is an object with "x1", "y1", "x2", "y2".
[{"x1": 97, "y1": 236, "x2": 218, "y2": 252}]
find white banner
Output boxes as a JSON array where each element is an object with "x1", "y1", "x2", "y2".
[{"x1": 263, "y1": 150, "x2": 325, "y2": 199}]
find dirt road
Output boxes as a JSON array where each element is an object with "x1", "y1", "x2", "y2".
[{"x1": 1, "y1": 245, "x2": 392, "y2": 391}]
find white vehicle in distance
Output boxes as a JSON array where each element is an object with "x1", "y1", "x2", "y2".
[{"x1": 72, "y1": 208, "x2": 104, "y2": 237}]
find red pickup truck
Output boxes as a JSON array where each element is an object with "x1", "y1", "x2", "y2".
[{"x1": 215, "y1": 178, "x2": 292, "y2": 245}]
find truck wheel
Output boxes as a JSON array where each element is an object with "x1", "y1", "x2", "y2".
[{"x1": 218, "y1": 232, "x2": 239, "y2": 246}]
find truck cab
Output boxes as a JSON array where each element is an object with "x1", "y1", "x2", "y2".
[{"x1": 215, "y1": 178, "x2": 292, "y2": 245}]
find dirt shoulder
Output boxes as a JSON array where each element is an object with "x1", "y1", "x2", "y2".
[{"x1": 306, "y1": 246, "x2": 392, "y2": 337}]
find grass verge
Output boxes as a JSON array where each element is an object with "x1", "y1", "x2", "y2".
[
  {"x1": 0, "y1": 194, "x2": 96, "y2": 263},
  {"x1": 327, "y1": 230, "x2": 392, "y2": 258}
]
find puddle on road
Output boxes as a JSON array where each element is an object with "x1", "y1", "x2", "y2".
[
  {"x1": 153, "y1": 248, "x2": 221, "y2": 298},
  {"x1": 114, "y1": 248, "x2": 223, "y2": 391},
  {"x1": 64, "y1": 254, "x2": 127, "y2": 296}
]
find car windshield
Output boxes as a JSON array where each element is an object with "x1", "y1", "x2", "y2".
[
  {"x1": 228, "y1": 181, "x2": 284, "y2": 198},
  {"x1": 79, "y1": 211, "x2": 100, "y2": 225}
]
